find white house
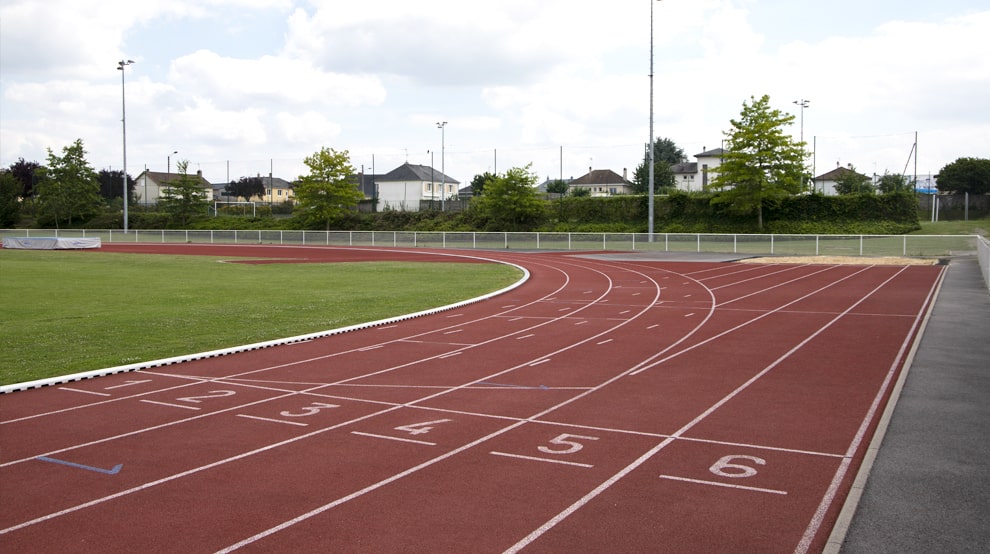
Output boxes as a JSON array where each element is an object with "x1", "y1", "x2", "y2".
[
  {"x1": 135, "y1": 170, "x2": 213, "y2": 205},
  {"x1": 568, "y1": 168, "x2": 634, "y2": 197},
  {"x1": 812, "y1": 165, "x2": 871, "y2": 196},
  {"x1": 375, "y1": 162, "x2": 460, "y2": 211},
  {"x1": 670, "y1": 147, "x2": 725, "y2": 192}
]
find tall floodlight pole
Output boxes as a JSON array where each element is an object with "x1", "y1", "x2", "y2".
[
  {"x1": 118, "y1": 59, "x2": 135, "y2": 232},
  {"x1": 437, "y1": 121, "x2": 447, "y2": 211},
  {"x1": 793, "y1": 99, "x2": 809, "y2": 192},
  {"x1": 793, "y1": 99, "x2": 809, "y2": 143},
  {"x1": 648, "y1": 1, "x2": 661, "y2": 240}
]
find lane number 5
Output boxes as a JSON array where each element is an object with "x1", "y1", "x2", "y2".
[{"x1": 538, "y1": 433, "x2": 599, "y2": 455}]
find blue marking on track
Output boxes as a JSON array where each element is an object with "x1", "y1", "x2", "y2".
[
  {"x1": 37, "y1": 456, "x2": 123, "y2": 475},
  {"x1": 478, "y1": 382, "x2": 549, "y2": 390}
]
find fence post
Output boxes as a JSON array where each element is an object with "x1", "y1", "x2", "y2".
[
  {"x1": 771, "y1": 235, "x2": 774, "y2": 255},
  {"x1": 860, "y1": 235, "x2": 864, "y2": 256}
]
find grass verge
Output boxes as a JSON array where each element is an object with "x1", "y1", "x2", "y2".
[{"x1": 0, "y1": 250, "x2": 521, "y2": 385}]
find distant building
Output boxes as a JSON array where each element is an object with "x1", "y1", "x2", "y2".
[
  {"x1": 134, "y1": 170, "x2": 213, "y2": 205},
  {"x1": 212, "y1": 176, "x2": 295, "y2": 204},
  {"x1": 568, "y1": 168, "x2": 634, "y2": 197},
  {"x1": 670, "y1": 147, "x2": 725, "y2": 192},
  {"x1": 375, "y1": 162, "x2": 460, "y2": 211},
  {"x1": 813, "y1": 165, "x2": 870, "y2": 196}
]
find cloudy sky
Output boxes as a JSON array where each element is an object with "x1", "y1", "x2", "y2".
[{"x1": 1, "y1": 0, "x2": 987, "y2": 189}]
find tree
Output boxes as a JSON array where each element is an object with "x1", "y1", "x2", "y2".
[
  {"x1": 632, "y1": 137, "x2": 685, "y2": 194},
  {"x1": 546, "y1": 179, "x2": 570, "y2": 219},
  {"x1": 98, "y1": 169, "x2": 135, "y2": 201},
  {"x1": 225, "y1": 176, "x2": 266, "y2": 202},
  {"x1": 35, "y1": 139, "x2": 102, "y2": 227},
  {"x1": 294, "y1": 147, "x2": 363, "y2": 230},
  {"x1": 159, "y1": 160, "x2": 210, "y2": 227},
  {"x1": 8, "y1": 158, "x2": 41, "y2": 198},
  {"x1": 545, "y1": 179, "x2": 569, "y2": 198},
  {"x1": 876, "y1": 172, "x2": 911, "y2": 195},
  {"x1": 936, "y1": 157, "x2": 990, "y2": 194},
  {"x1": 472, "y1": 164, "x2": 545, "y2": 231},
  {"x1": 0, "y1": 171, "x2": 21, "y2": 227},
  {"x1": 710, "y1": 95, "x2": 808, "y2": 229},
  {"x1": 833, "y1": 166, "x2": 874, "y2": 195},
  {"x1": 471, "y1": 172, "x2": 497, "y2": 197}
]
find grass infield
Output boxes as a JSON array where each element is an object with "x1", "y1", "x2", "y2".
[{"x1": 0, "y1": 249, "x2": 522, "y2": 386}]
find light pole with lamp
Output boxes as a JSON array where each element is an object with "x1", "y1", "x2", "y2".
[
  {"x1": 437, "y1": 121, "x2": 447, "y2": 211},
  {"x1": 167, "y1": 150, "x2": 177, "y2": 204},
  {"x1": 118, "y1": 59, "x2": 135, "y2": 232},
  {"x1": 793, "y1": 99, "x2": 810, "y2": 191},
  {"x1": 648, "y1": 0, "x2": 662, "y2": 240},
  {"x1": 793, "y1": 99, "x2": 809, "y2": 143}
]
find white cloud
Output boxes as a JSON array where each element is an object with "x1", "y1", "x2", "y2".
[{"x1": 1, "y1": 1, "x2": 987, "y2": 186}]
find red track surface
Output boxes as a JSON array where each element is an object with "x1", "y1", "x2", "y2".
[{"x1": 0, "y1": 244, "x2": 944, "y2": 553}]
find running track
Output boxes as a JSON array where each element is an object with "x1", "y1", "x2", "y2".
[{"x1": 0, "y1": 244, "x2": 945, "y2": 553}]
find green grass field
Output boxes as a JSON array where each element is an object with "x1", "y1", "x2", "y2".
[{"x1": 0, "y1": 250, "x2": 522, "y2": 386}]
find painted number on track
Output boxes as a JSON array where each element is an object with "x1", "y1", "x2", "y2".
[
  {"x1": 538, "y1": 433, "x2": 599, "y2": 455},
  {"x1": 395, "y1": 419, "x2": 452, "y2": 436},
  {"x1": 709, "y1": 455, "x2": 766, "y2": 479},
  {"x1": 280, "y1": 402, "x2": 340, "y2": 417},
  {"x1": 175, "y1": 390, "x2": 237, "y2": 403}
]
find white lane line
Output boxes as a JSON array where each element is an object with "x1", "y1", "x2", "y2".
[
  {"x1": 517, "y1": 334, "x2": 535, "y2": 340},
  {"x1": 140, "y1": 400, "x2": 200, "y2": 411},
  {"x1": 351, "y1": 432, "x2": 436, "y2": 446},
  {"x1": 503, "y1": 266, "x2": 911, "y2": 554},
  {"x1": 236, "y1": 414, "x2": 308, "y2": 427},
  {"x1": 659, "y1": 474, "x2": 787, "y2": 495},
  {"x1": 60, "y1": 387, "x2": 111, "y2": 397},
  {"x1": 490, "y1": 451, "x2": 593, "y2": 468}
]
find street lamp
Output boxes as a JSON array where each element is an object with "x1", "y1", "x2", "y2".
[
  {"x1": 793, "y1": 99, "x2": 809, "y2": 143},
  {"x1": 437, "y1": 121, "x2": 447, "y2": 211},
  {"x1": 118, "y1": 59, "x2": 135, "y2": 231},
  {"x1": 167, "y1": 150, "x2": 177, "y2": 193},
  {"x1": 648, "y1": 0, "x2": 662, "y2": 240}
]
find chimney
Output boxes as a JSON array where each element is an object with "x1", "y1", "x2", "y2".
[{"x1": 623, "y1": 168, "x2": 628, "y2": 180}]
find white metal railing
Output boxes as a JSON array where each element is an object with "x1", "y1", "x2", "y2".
[{"x1": 0, "y1": 229, "x2": 980, "y2": 259}]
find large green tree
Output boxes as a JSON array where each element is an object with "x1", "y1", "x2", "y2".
[
  {"x1": 8, "y1": 158, "x2": 41, "y2": 198},
  {"x1": 833, "y1": 166, "x2": 874, "y2": 195},
  {"x1": 159, "y1": 160, "x2": 210, "y2": 227},
  {"x1": 472, "y1": 164, "x2": 545, "y2": 231},
  {"x1": 632, "y1": 137, "x2": 685, "y2": 194},
  {"x1": 35, "y1": 139, "x2": 102, "y2": 227},
  {"x1": 936, "y1": 157, "x2": 990, "y2": 194},
  {"x1": 98, "y1": 169, "x2": 135, "y2": 201},
  {"x1": 471, "y1": 172, "x2": 497, "y2": 197},
  {"x1": 225, "y1": 176, "x2": 266, "y2": 202},
  {"x1": 295, "y1": 147, "x2": 363, "y2": 230},
  {"x1": 876, "y1": 172, "x2": 912, "y2": 194},
  {"x1": 710, "y1": 95, "x2": 808, "y2": 229},
  {"x1": 0, "y1": 171, "x2": 21, "y2": 227}
]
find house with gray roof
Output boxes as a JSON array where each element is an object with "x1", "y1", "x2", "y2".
[
  {"x1": 671, "y1": 147, "x2": 725, "y2": 192},
  {"x1": 568, "y1": 168, "x2": 633, "y2": 197},
  {"x1": 375, "y1": 162, "x2": 460, "y2": 211},
  {"x1": 134, "y1": 169, "x2": 213, "y2": 205}
]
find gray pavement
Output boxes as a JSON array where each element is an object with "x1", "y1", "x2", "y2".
[{"x1": 836, "y1": 256, "x2": 990, "y2": 553}]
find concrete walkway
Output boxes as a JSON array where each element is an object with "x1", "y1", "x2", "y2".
[{"x1": 836, "y1": 256, "x2": 990, "y2": 553}]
